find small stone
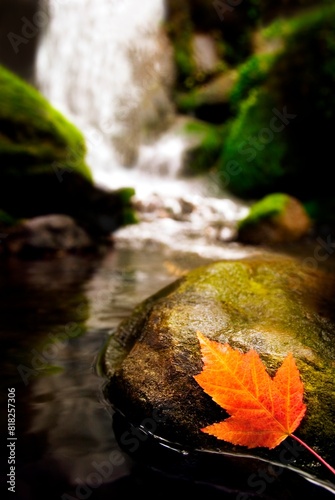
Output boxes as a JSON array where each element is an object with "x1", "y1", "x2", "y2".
[
  {"x1": 5, "y1": 214, "x2": 94, "y2": 256},
  {"x1": 237, "y1": 194, "x2": 312, "y2": 245}
]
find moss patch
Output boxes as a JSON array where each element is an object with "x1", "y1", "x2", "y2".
[
  {"x1": 0, "y1": 64, "x2": 92, "y2": 181},
  {"x1": 220, "y1": 88, "x2": 288, "y2": 197},
  {"x1": 215, "y1": 4, "x2": 335, "y2": 208},
  {"x1": 229, "y1": 51, "x2": 280, "y2": 110},
  {"x1": 237, "y1": 193, "x2": 290, "y2": 229}
]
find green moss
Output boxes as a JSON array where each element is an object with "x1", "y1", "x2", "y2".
[
  {"x1": 216, "y1": 4, "x2": 335, "y2": 208},
  {"x1": 175, "y1": 91, "x2": 201, "y2": 112},
  {"x1": 262, "y1": 3, "x2": 335, "y2": 39},
  {"x1": 121, "y1": 207, "x2": 138, "y2": 225},
  {"x1": 229, "y1": 52, "x2": 280, "y2": 110},
  {"x1": 173, "y1": 257, "x2": 335, "y2": 370},
  {"x1": 116, "y1": 187, "x2": 135, "y2": 205},
  {"x1": 0, "y1": 64, "x2": 92, "y2": 182},
  {"x1": 263, "y1": 4, "x2": 335, "y2": 197},
  {"x1": 184, "y1": 118, "x2": 223, "y2": 137},
  {"x1": 219, "y1": 89, "x2": 287, "y2": 196},
  {"x1": 183, "y1": 120, "x2": 226, "y2": 173},
  {"x1": 175, "y1": 35, "x2": 196, "y2": 87},
  {"x1": 237, "y1": 193, "x2": 290, "y2": 229},
  {"x1": 230, "y1": 5, "x2": 335, "y2": 110},
  {"x1": 111, "y1": 187, "x2": 138, "y2": 225}
]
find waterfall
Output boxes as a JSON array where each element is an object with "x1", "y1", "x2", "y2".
[
  {"x1": 36, "y1": 0, "x2": 178, "y2": 178},
  {"x1": 35, "y1": 0, "x2": 250, "y2": 258}
]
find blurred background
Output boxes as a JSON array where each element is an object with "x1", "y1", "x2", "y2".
[{"x1": 1, "y1": 0, "x2": 335, "y2": 253}]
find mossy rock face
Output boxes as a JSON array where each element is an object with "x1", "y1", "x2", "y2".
[
  {"x1": 221, "y1": 87, "x2": 289, "y2": 197},
  {"x1": 0, "y1": 65, "x2": 136, "y2": 236},
  {"x1": 165, "y1": 2, "x2": 335, "y2": 231},
  {"x1": 219, "y1": 5, "x2": 335, "y2": 211},
  {"x1": 0, "y1": 64, "x2": 92, "y2": 181},
  {"x1": 0, "y1": 63, "x2": 91, "y2": 221},
  {"x1": 100, "y1": 253, "x2": 335, "y2": 489}
]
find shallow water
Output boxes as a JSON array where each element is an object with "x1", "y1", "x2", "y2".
[
  {"x1": 1, "y1": 241, "x2": 335, "y2": 499},
  {"x1": 0, "y1": 246, "x2": 221, "y2": 499}
]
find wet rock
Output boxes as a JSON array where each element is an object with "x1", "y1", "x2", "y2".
[
  {"x1": 3, "y1": 214, "x2": 95, "y2": 256},
  {"x1": 100, "y1": 253, "x2": 335, "y2": 489}
]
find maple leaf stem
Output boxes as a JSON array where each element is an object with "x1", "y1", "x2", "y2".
[{"x1": 291, "y1": 434, "x2": 335, "y2": 476}]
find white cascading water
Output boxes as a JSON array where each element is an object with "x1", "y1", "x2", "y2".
[{"x1": 35, "y1": 0, "x2": 251, "y2": 258}]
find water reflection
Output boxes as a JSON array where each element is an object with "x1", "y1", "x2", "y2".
[
  {"x1": 1, "y1": 247, "x2": 334, "y2": 499},
  {"x1": 0, "y1": 247, "x2": 214, "y2": 499}
]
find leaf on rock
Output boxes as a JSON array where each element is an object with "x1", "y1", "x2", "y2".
[{"x1": 194, "y1": 332, "x2": 307, "y2": 449}]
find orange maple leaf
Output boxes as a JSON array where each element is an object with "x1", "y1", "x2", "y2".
[
  {"x1": 193, "y1": 332, "x2": 335, "y2": 476},
  {"x1": 194, "y1": 331, "x2": 306, "y2": 449}
]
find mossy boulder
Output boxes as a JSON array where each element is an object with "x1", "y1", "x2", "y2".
[
  {"x1": 0, "y1": 64, "x2": 92, "y2": 182},
  {"x1": 100, "y1": 253, "x2": 335, "y2": 491},
  {"x1": 0, "y1": 65, "x2": 136, "y2": 237},
  {"x1": 237, "y1": 193, "x2": 312, "y2": 244}
]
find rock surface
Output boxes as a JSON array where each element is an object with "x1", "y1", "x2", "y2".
[
  {"x1": 237, "y1": 194, "x2": 312, "y2": 245},
  {"x1": 100, "y1": 253, "x2": 335, "y2": 488},
  {"x1": 3, "y1": 214, "x2": 94, "y2": 256}
]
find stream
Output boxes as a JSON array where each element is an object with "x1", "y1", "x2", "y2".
[
  {"x1": 0, "y1": 248, "x2": 221, "y2": 499},
  {"x1": 1, "y1": 1, "x2": 335, "y2": 499}
]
